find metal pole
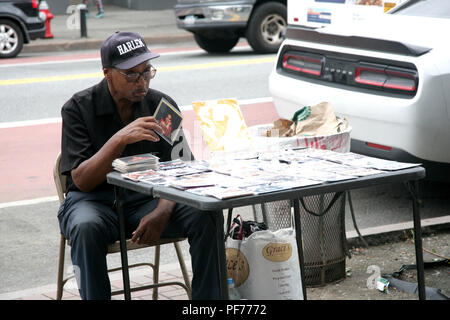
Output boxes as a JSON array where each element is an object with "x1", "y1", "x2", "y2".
[{"x1": 79, "y1": 7, "x2": 87, "y2": 38}]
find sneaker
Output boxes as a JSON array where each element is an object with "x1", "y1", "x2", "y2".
[{"x1": 95, "y1": 12, "x2": 104, "y2": 19}]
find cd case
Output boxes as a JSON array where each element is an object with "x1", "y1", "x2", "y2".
[{"x1": 153, "y1": 97, "x2": 183, "y2": 145}]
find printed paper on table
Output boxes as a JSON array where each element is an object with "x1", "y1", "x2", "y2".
[{"x1": 192, "y1": 98, "x2": 252, "y2": 152}]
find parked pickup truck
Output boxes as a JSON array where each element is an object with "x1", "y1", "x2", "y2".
[{"x1": 174, "y1": 0, "x2": 286, "y2": 53}]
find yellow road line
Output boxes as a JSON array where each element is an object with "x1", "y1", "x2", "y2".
[
  {"x1": 158, "y1": 57, "x2": 275, "y2": 72},
  {"x1": 0, "y1": 72, "x2": 103, "y2": 86},
  {"x1": 0, "y1": 57, "x2": 276, "y2": 86}
]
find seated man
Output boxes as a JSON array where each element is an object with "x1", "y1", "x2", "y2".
[{"x1": 57, "y1": 31, "x2": 223, "y2": 300}]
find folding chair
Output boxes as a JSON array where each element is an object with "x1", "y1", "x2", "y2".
[{"x1": 53, "y1": 152, "x2": 192, "y2": 300}]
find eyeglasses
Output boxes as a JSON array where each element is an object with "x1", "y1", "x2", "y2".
[{"x1": 114, "y1": 65, "x2": 157, "y2": 82}]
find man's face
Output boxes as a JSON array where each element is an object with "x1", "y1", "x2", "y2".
[{"x1": 105, "y1": 60, "x2": 154, "y2": 103}]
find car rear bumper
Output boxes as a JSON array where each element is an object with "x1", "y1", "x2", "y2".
[
  {"x1": 269, "y1": 68, "x2": 450, "y2": 164},
  {"x1": 351, "y1": 139, "x2": 450, "y2": 181},
  {"x1": 27, "y1": 24, "x2": 46, "y2": 40},
  {"x1": 174, "y1": 2, "x2": 251, "y2": 30},
  {"x1": 23, "y1": 16, "x2": 46, "y2": 41}
]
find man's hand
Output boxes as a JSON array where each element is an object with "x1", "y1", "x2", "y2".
[
  {"x1": 71, "y1": 116, "x2": 163, "y2": 192},
  {"x1": 131, "y1": 199, "x2": 176, "y2": 245},
  {"x1": 116, "y1": 116, "x2": 163, "y2": 145}
]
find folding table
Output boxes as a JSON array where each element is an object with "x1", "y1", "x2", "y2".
[{"x1": 107, "y1": 165, "x2": 426, "y2": 300}]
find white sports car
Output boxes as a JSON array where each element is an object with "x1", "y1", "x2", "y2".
[{"x1": 269, "y1": 0, "x2": 450, "y2": 180}]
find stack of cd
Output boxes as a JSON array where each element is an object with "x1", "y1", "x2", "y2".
[{"x1": 112, "y1": 153, "x2": 159, "y2": 173}]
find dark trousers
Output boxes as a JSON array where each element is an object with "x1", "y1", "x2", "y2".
[{"x1": 58, "y1": 189, "x2": 223, "y2": 300}]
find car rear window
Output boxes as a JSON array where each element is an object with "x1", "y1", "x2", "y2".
[{"x1": 394, "y1": 0, "x2": 450, "y2": 19}]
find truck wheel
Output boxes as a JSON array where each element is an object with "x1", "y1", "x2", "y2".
[
  {"x1": 0, "y1": 19, "x2": 24, "y2": 58},
  {"x1": 194, "y1": 33, "x2": 239, "y2": 53},
  {"x1": 246, "y1": 2, "x2": 287, "y2": 53}
]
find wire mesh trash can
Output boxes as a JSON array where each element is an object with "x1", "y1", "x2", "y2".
[
  {"x1": 299, "y1": 192, "x2": 348, "y2": 286},
  {"x1": 252, "y1": 192, "x2": 348, "y2": 287}
]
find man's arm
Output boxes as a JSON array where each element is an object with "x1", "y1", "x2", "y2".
[{"x1": 71, "y1": 116, "x2": 162, "y2": 192}]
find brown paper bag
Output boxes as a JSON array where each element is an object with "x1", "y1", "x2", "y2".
[
  {"x1": 293, "y1": 102, "x2": 345, "y2": 136},
  {"x1": 266, "y1": 118, "x2": 294, "y2": 137}
]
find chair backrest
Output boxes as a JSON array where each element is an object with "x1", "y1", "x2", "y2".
[{"x1": 53, "y1": 152, "x2": 66, "y2": 204}]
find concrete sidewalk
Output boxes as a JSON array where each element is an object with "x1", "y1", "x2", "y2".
[{"x1": 22, "y1": 4, "x2": 194, "y2": 54}]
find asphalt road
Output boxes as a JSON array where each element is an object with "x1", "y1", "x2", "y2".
[
  {"x1": 0, "y1": 42, "x2": 273, "y2": 122},
  {"x1": 0, "y1": 42, "x2": 449, "y2": 295}
]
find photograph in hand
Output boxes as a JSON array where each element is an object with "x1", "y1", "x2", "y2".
[{"x1": 153, "y1": 98, "x2": 183, "y2": 145}]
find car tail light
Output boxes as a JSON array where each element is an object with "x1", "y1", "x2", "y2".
[
  {"x1": 366, "y1": 142, "x2": 392, "y2": 151},
  {"x1": 278, "y1": 47, "x2": 418, "y2": 98},
  {"x1": 355, "y1": 65, "x2": 386, "y2": 87},
  {"x1": 282, "y1": 52, "x2": 323, "y2": 76},
  {"x1": 32, "y1": 0, "x2": 39, "y2": 8},
  {"x1": 355, "y1": 63, "x2": 417, "y2": 93},
  {"x1": 384, "y1": 67, "x2": 417, "y2": 91}
]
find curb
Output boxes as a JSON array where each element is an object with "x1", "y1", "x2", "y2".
[
  {"x1": 22, "y1": 34, "x2": 194, "y2": 54},
  {"x1": 346, "y1": 215, "x2": 450, "y2": 247}
]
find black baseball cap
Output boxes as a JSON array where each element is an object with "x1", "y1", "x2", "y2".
[{"x1": 101, "y1": 31, "x2": 160, "y2": 70}]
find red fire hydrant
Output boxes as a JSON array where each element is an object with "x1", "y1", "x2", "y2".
[{"x1": 39, "y1": 0, "x2": 54, "y2": 39}]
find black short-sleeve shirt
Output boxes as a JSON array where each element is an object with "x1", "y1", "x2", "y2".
[{"x1": 61, "y1": 78, "x2": 189, "y2": 193}]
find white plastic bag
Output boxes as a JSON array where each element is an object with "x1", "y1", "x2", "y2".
[{"x1": 225, "y1": 228, "x2": 304, "y2": 300}]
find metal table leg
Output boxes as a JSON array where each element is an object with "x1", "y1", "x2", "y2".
[
  {"x1": 114, "y1": 186, "x2": 131, "y2": 300},
  {"x1": 292, "y1": 199, "x2": 307, "y2": 300},
  {"x1": 408, "y1": 181, "x2": 426, "y2": 300},
  {"x1": 225, "y1": 208, "x2": 233, "y2": 241},
  {"x1": 216, "y1": 209, "x2": 229, "y2": 299}
]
